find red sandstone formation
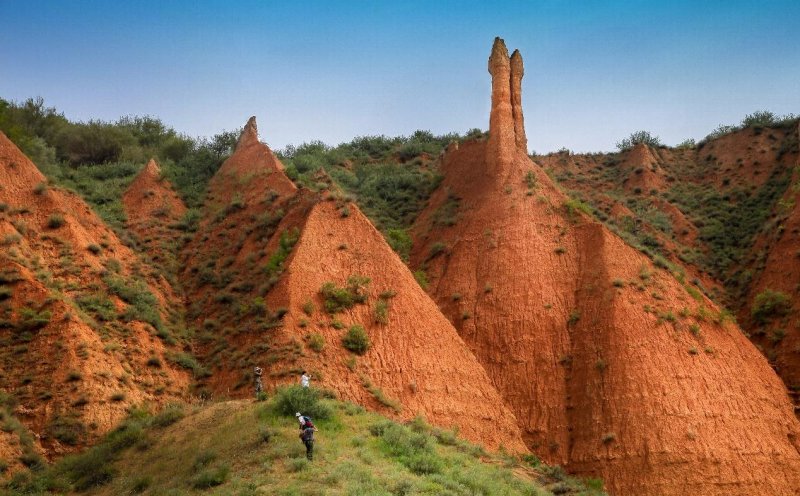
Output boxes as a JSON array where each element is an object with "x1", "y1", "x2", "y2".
[
  {"x1": 0, "y1": 132, "x2": 189, "y2": 458},
  {"x1": 122, "y1": 158, "x2": 187, "y2": 270},
  {"x1": 181, "y1": 118, "x2": 525, "y2": 450},
  {"x1": 510, "y1": 49, "x2": 527, "y2": 153},
  {"x1": 410, "y1": 40, "x2": 800, "y2": 495},
  {"x1": 487, "y1": 37, "x2": 516, "y2": 174},
  {"x1": 739, "y1": 122, "x2": 800, "y2": 410}
]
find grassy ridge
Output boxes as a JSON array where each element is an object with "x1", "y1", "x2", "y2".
[{"x1": 4, "y1": 389, "x2": 605, "y2": 496}]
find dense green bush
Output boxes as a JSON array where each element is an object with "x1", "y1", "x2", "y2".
[
  {"x1": 615, "y1": 130, "x2": 662, "y2": 151},
  {"x1": 751, "y1": 289, "x2": 792, "y2": 324},
  {"x1": 342, "y1": 325, "x2": 370, "y2": 355},
  {"x1": 320, "y1": 275, "x2": 370, "y2": 313},
  {"x1": 272, "y1": 385, "x2": 332, "y2": 420}
]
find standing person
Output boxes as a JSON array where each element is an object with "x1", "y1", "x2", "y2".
[
  {"x1": 253, "y1": 366, "x2": 263, "y2": 398},
  {"x1": 298, "y1": 414, "x2": 317, "y2": 460},
  {"x1": 300, "y1": 370, "x2": 310, "y2": 388}
]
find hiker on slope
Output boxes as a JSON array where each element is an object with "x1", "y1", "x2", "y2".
[
  {"x1": 300, "y1": 370, "x2": 310, "y2": 388},
  {"x1": 296, "y1": 412, "x2": 317, "y2": 461},
  {"x1": 253, "y1": 366, "x2": 263, "y2": 398}
]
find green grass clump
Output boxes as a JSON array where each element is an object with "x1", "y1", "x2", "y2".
[
  {"x1": 342, "y1": 325, "x2": 370, "y2": 355},
  {"x1": 46, "y1": 214, "x2": 65, "y2": 229},
  {"x1": 103, "y1": 274, "x2": 165, "y2": 334},
  {"x1": 751, "y1": 289, "x2": 792, "y2": 324},
  {"x1": 320, "y1": 275, "x2": 370, "y2": 314}
]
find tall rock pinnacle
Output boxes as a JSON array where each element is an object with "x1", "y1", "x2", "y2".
[
  {"x1": 510, "y1": 49, "x2": 527, "y2": 153},
  {"x1": 236, "y1": 116, "x2": 259, "y2": 151},
  {"x1": 487, "y1": 37, "x2": 515, "y2": 172}
]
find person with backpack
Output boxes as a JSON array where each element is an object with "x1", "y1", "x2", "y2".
[
  {"x1": 296, "y1": 412, "x2": 317, "y2": 460},
  {"x1": 253, "y1": 366, "x2": 263, "y2": 398}
]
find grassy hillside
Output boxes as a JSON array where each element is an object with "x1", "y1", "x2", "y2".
[{"x1": 3, "y1": 387, "x2": 605, "y2": 495}]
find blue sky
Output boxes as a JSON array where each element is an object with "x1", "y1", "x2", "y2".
[{"x1": 1, "y1": 0, "x2": 798, "y2": 153}]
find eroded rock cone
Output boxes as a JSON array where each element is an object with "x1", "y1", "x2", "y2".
[
  {"x1": 0, "y1": 132, "x2": 190, "y2": 460},
  {"x1": 410, "y1": 39, "x2": 800, "y2": 496},
  {"x1": 180, "y1": 117, "x2": 526, "y2": 450}
]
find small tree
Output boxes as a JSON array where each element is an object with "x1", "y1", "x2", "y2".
[{"x1": 616, "y1": 131, "x2": 662, "y2": 151}]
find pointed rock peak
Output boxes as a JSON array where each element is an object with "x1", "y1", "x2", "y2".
[
  {"x1": 0, "y1": 130, "x2": 47, "y2": 188},
  {"x1": 487, "y1": 37, "x2": 516, "y2": 173},
  {"x1": 236, "y1": 116, "x2": 260, "y2": 151},
  {"x1": 626, "y1": 143, "x2": 659, "y2": 167},
  {"x1": 510, "y1": 49, "x2": 523, "y2": 75},
  {"x1": 143, "y1": 158, "x2": 161, "y2": 176},
  {"x1": 509, "y1": 49, "x2": 527, "y2": 153},
  {"x1": 488, "y1": 37, "x2": 510, "y2": 75}
]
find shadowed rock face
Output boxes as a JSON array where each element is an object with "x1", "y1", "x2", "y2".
[{"x1": 510, "y1": 49, "x2": 527, "y2": 153}]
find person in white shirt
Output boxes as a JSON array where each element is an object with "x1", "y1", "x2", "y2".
[{"x1": 300, "y1": 370, "x2": 310, "y2": 388}]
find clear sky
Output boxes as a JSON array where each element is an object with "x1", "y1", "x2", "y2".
[{"x1": 1, "y1": 0, "x2": 798, "y2": 153}]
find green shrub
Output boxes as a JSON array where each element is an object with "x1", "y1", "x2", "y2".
[
  {"x1": 48, "y1": 415, "x2": 86, "y2": 446},
  {"x1": 308, "y1": 333, "x2": 325, "y2": 353},
  {"x1": 413, "y1": 270, "x2": 429, "y2": 290},
  {"x1": 320, "y1": 275, "x2": 370, "y2": 313},
  {"x1": 168, "y1": 352, "x2": 210, "y2": 378},
  {"x1": 272, "y1": 385, "x2": 332, "y2": 420},
  {"x1": 751, "y1": 289, "x2": 791, "y2": 324},
  {"x1": 130, "y1": 476, "x2": 152, "y2": 494},
  {"x1": 263, "y1": 228, "x2": 299, "y2": 278},
  {"x1": 76, "y1": 294, "x2": 116, "y2": 322},
  {"x1": 191, "y1": 465, "x2": 229, "y2": 489},
  {"x1": 616, "y1": 130, "x2": 662, "y2": 151},
  {"x1": 104, "y1": 275, "x2": 164, "y2": 333},
  {"x1": 17, "y1": 307, "x2": 51, "y2": 331},
  {"x1": 343, "y1": 325, "x2": 370, "y2": 355},
  {"x1": 47, "y1": 214, "x2": 65, "y2": 229},
  {"x1": 374, "y1": 299, "x2": 389, "y2": 325},
  {"x1": 386, "y1": 228, "x2": 412, "y2": 261},
  {"x1": 150, "y1": 405, "x2": 184, "y2": 428}
]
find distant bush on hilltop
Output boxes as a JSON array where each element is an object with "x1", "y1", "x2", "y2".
[
  {"x1": 703, "y1": 110, "x2": 798, "y2": 143},
  {"x1": 615, "y1": 130, "x2": 662, "y2": 151}
]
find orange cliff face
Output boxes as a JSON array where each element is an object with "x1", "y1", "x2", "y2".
[
  {"x1": 410, "y1": 38, "x2": 800, "y2": 496},
  {"x1": 0, "y1": 133, "x2": 190, "y2": 460},
  {"x1": 180, "y1": 117, "x2": 526, "y2": 451}
]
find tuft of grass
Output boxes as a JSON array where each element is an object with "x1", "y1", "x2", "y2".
[
  {"x1": 47, "y1": 214, "x2": 66, "y2": 229},
  {"x1": 308, "y1": 333, "x2": 325, "y2": 353}
]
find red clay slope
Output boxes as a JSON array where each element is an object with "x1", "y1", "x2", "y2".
[
  {"x1": 181, "y1": 118, "x2": 525, "y2": 451},
  {"x1": 410, "y1": 38, "x2": 800, "y2": 495},
  {"x1": 122, "y1": 158, "x2": 187, "y2": 272},
  {"x1": 0, "y1": 132, "x2": 190, "y2": 459},
  {"x1": 264, "y1": 199, "x2": 524, "y2": 450},
  {"x1": 739, "y1": 122, "x2": 800, "y2": 409}
]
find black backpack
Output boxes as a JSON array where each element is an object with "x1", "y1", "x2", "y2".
[{"x1": 301, "y1": 426, "x2": 315, "y2": 442}]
